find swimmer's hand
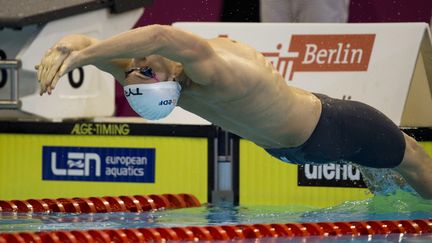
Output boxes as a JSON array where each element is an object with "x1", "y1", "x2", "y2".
[
  {"x1": 36, "y1": 35, "x2": 93, "y2": 95},
  {"x1": 36, "y1": 47, "x2": 81, "y2": 95}
]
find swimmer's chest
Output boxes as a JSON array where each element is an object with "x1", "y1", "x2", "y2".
[
  {"x1": 178, "y1": 88, "x2": 292, "y2": 148},
  {"x1": 179, "y1": 80, "x2": 278, "y2": 122}
]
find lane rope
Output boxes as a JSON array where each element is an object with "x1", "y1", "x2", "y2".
[
  {"x1": 0, "y1": 219, "x2": 431, "y2": 242},
  {"x1": 0, "y1": 193, "x2": 200, "y2": 213},
  {"x1": 1, "y1": 194, "x2": 431, "y2": 242}
]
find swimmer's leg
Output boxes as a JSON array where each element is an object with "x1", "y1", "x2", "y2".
[{"x1": 394, "y1": 133, "x2": 432, "y2": 199}]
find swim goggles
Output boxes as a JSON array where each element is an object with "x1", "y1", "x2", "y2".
[{"x1": 124, "y1": 66, "x2": 159, "y2": 81}]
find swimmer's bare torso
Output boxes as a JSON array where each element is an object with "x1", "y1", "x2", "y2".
[
  {"x1": 37, "y1": 25, "x2": 321, "y2": 149},
  {"x1": 175, "y1": 38, "x2": 321, "y2": 148}
]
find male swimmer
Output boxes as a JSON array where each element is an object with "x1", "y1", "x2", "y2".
[{"x1": 36, "y1": 25, "x2": 432, "y2": 199}]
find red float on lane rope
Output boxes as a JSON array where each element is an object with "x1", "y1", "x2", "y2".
[
  {"x1": 0, "y1": 194, "x2": 200, "y2": 214},
  {"x1": 2, "y1": 219, "x2": 431, "y2": 242}
]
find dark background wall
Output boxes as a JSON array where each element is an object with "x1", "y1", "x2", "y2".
[{"x1": 349, "y1": 0, "x2": 432, "y2": 23}]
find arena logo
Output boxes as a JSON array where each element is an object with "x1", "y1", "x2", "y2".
[
  {"x1": 261, "y1": 34, "x2": 376, "y2": 80},
  {"x1": 298, "y1": 163, "x2": 367, "y2": 188},
  {"x1": 42, "y1": 146, "x2": 155, "y2": 183},
  {"x1": 158, "y1": 99, "x2": 176, "y2": 106}
]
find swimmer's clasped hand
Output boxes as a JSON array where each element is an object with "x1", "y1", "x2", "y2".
[{"x1": 36, "y1": 44, "x2": 80, "y2": 95}]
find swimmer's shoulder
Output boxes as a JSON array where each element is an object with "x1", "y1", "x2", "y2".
[
  {"x1": 209, "y1": 37, "x2": 238, "y2": 43},
  {"x1": 208, "y1": 37, "x2": 249, "y2": 47},
  {"x1": 208, "y1": 37, "x2": 261, "y2": 58}
]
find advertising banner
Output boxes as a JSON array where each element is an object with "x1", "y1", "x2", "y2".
[
  {"x1": 42, "y1": 146, "x2": 155, "y2": 183},
  {"x1": 174, "y1": 22, "x2": 432, "y2": 127},
  {"x1": 0, "y1": 122, "x2": 213, "y2": 202}
]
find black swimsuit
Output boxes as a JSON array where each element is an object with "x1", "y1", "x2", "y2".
[{"x1": 265, "y1": 93, "x2": 406, "y2": 168}]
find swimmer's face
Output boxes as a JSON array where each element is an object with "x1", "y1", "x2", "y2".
[{"x1": 124, "y1": 55, "x2": 181, "y2": 85}]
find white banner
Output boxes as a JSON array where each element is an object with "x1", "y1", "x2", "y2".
[{"x1": 173, "y1": 22, "x2": 432, "y2": 126}]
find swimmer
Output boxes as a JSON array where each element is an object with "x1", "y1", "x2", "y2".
[{"x1": 36, "y1": 25, "x2": 432, "y2": 199}]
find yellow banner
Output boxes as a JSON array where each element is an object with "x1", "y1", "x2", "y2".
[
  {"x1": 240, "y1": 140, "x2": 371, "y2": 207},
  {"x1": 0, "y1": 134, "x2": 208, "y2": 203},
  {"x1": 240, "y1": 140, "x2": 432, "y2": 207}
]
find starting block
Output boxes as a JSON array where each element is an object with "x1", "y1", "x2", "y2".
[{"x1": 0, "y1": 0, "x2": 152, "y2": 120}]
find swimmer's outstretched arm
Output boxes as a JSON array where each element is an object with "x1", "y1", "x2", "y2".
[
  {"x1": 36, "y1": 34, "x2": 132, "y2": 94},
  {"x1": 74, "y1": 24, "x2": 214, "y2": 69},
  {"x1": 38, "y1": 24, "x2": 220, "y2": 94}
]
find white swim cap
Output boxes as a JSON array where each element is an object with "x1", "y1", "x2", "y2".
[{"x1": 124, "y1": 81, "x2": 181, "y2": 120}]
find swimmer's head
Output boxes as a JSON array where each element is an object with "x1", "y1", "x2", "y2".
[
  {"x1": 124, "y1": 55, "x2": 182, "y2": 85},
  {"x1": 123, "y1": 55, "x2": 182, "y2": 120}
]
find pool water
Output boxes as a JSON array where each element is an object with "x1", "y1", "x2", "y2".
[{"x1": 1, "y1": 189, "x2": 432, "y2": 242}]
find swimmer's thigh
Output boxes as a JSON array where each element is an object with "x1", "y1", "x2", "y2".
[{"x1": 339, "y1": 100, "x2": 405, "y2": 168}]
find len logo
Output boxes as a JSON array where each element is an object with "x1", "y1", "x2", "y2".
[{"x1": 50, "y1": 152, "x2": 101, "y2": 177}]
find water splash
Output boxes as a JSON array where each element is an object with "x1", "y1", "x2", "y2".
[
  {"x1": 358, "y1": 166, "x2": 417, "y2": 196},
  {"x1": 301, "y1": 190, "x2": 432, "y2": 223}
]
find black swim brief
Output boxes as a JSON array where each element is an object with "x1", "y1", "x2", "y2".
[{"x1": 265, "y1": 93, "x2": 406, "y2": 168}]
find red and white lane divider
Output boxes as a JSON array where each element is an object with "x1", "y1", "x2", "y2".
[
  {"x1": 0, "y1": 219, "x2": 431, "y2": 242},
  {"x1": 0, "y1": 194, "x2": 201, "y2": 213},
  {"x1": 1, "y1": 194, "x2": 432, "y2": 242}
]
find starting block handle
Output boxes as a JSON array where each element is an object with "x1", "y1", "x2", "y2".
[{"x1": 0, "y1": 59, "x2": 21, "y2": 109}]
